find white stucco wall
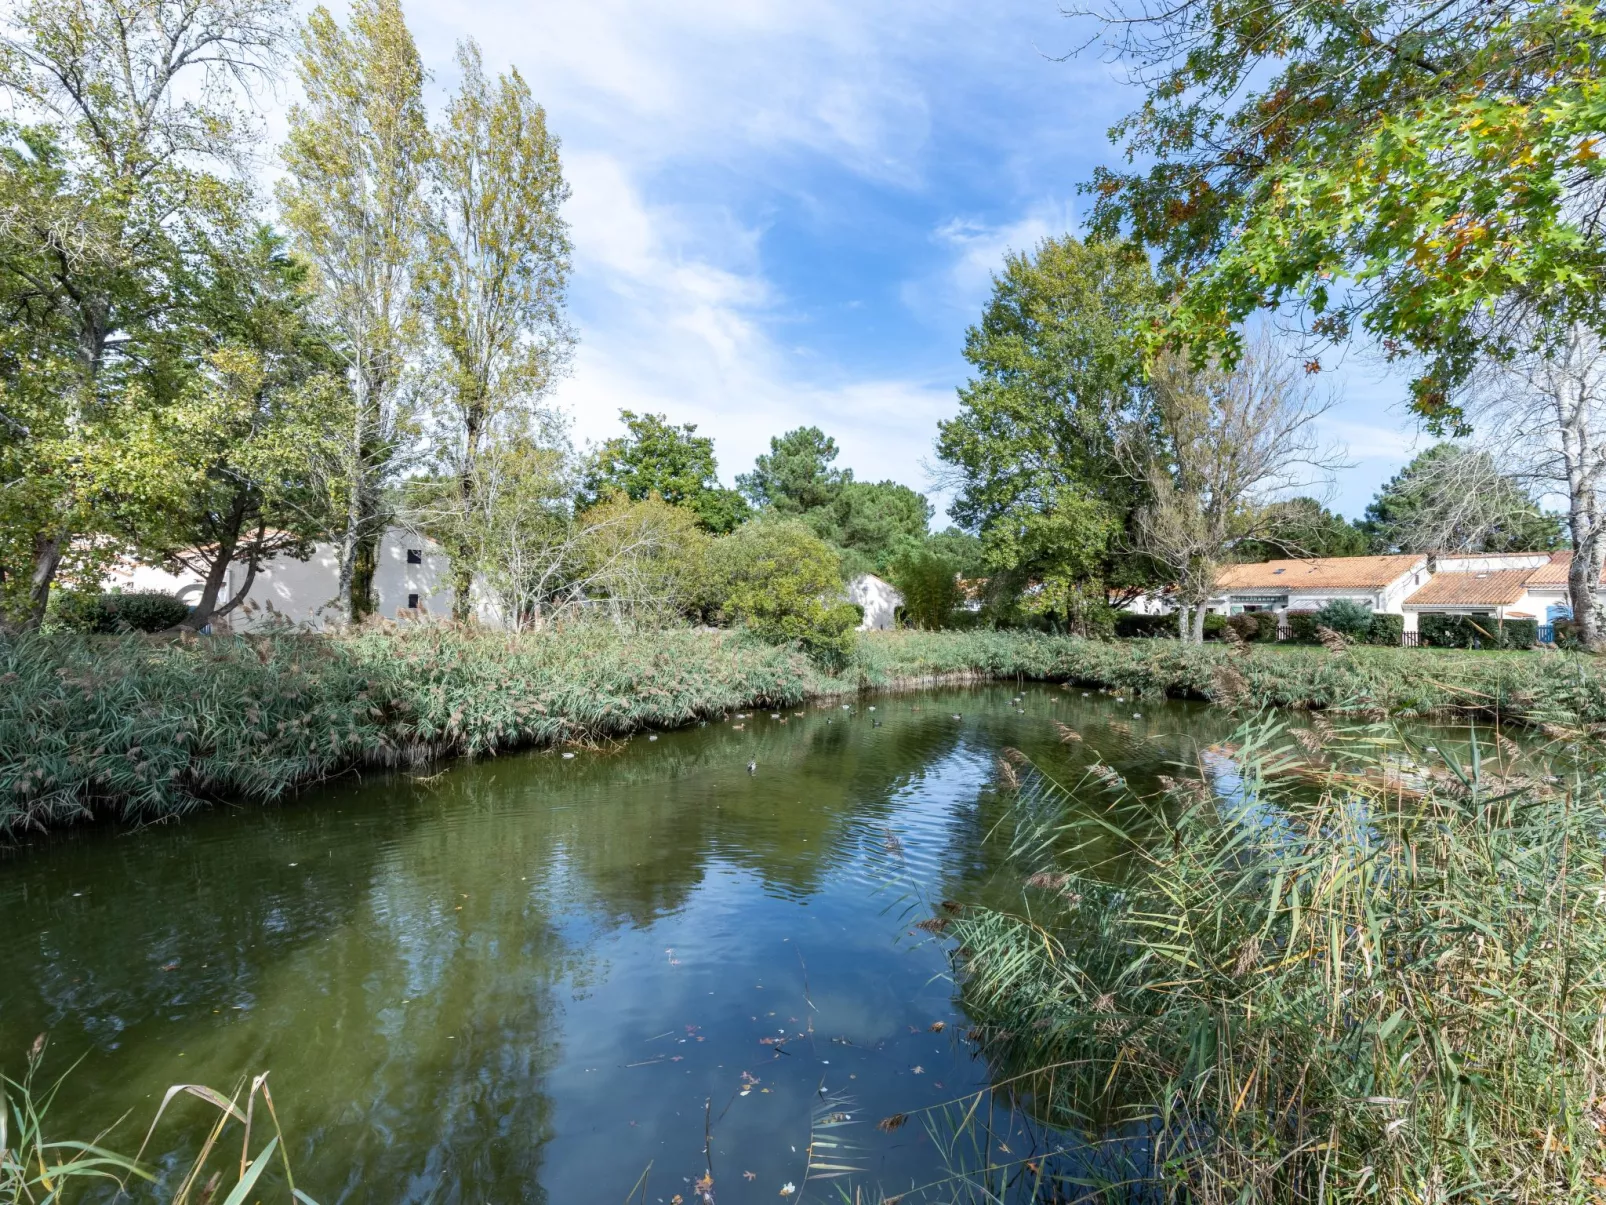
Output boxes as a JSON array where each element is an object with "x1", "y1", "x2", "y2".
[
  {"x1": 847, "y1": 574, "x2": 903, "y2": 631},
  {"x1": 104, "y1": 527, "x2": 504, "y2": 630}
]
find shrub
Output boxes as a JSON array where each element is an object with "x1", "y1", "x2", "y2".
[
  {"x1": 1366, "y1": 612, "x2": 1404, "y2": 646},
  {"x1": 49, "y1": 590, "x2": 188, "y2": 634},
  {"x1": 888, "y1": 545, "x2": 960, "y2": 630},
  {"x1": 1224, "y1": 613, "x2": 1261, "y2": 642},
  {"x1": 709, "y1": 519, "x2": 858, "y2": 664},
  {"x1": 1502, "y1": 618, "x2": 1539, "y2": 649},
  {"x1": 1115, "y1": 612, "x2": 1177, "y2": 639},
  {"x1": 1314, "y1": 598, "x2": 1374, "y2": 640},
  {"x1": 1286, "y1": 612, "x2": 1320, "y2": 643},
  {"x1": 1553, "y1": 618, "x2": 1582, "y2": 649},
  {"x1": 1419, "y1": 613, "x2": 1518, "y2": 649},
  {"x1": 1202, "y1": 612, "x2": 1228, "y2": 640}
]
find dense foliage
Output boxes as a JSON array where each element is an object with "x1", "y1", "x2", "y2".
[
  {"x1": 948, "y1": 717, "x2": 1606, "y2": 1200},
  {"x1": 577, "y1": 410, "x2": 749, "y2": 533},
  {"x1": 10, "y1": 628, "x2": 1603, "y2": 833}
]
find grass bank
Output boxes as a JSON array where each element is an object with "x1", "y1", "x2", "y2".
[
  {"x1": 852, "y1": 629, "x2": 1606, "y2": 726},
  {"x1": 926, "y1": 715, "x2": 1606, "y2": 1202},
  {"x1": 0, "y1": 626, "x2": 821, "y2": 834},
  {"x1": 4, "y1": 626, "x2": 1603, "y2": 835}
]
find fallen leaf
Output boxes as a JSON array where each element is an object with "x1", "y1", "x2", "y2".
[
  {"x1": 877, "y1": 1114, "x2": 908, "y2": 1133},
  {"x1": 744, "y1": 1171, "x2": 757, "y2": 1181},
  {"x1": 928, "y1": 1021, "x2": 945, "y2": 1033},
  {"x1": 911, "y1": 1065, "x2": 924, "y2": 1074}
]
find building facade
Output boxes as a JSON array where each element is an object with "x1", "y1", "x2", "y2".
[{"x1": 1200, "y1": 549, "x2": 1589, "y2": 637}]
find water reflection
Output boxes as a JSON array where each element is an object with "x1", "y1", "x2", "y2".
[{"x1": 0, "y1": 686, "x2": 1501, "y2": 1202}]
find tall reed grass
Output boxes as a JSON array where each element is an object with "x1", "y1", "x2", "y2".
[
  {"x1": 2, "y1": 1039, "x2": 312, "y2": 1204},
  {"x1": 5, "y1": 625, "x2": 1601, "y2": 835},
  {"x1": 936, "y1": 715, "x2": 1606, "y2": 1202},
  {"x1": 0, "y1": 625, "x2": 820, "y2": 834}
]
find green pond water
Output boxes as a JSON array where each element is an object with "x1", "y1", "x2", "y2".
[{"x1": 0, "y1": 685, "x2": 1494, "y2": 1203}]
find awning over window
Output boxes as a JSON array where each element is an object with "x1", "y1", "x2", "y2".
[{"x1": 1229, "y1": 594, "x2": 1288, "y2": 605}]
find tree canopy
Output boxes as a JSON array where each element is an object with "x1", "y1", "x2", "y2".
[
  {"x1": 578, "y1": 410, "x2": 749, "y2": 533},
  {"x1": 936, "y1": 234, "x2": 1165, "y2": 612},
  {"x1": 1357, "y1": 444, "x2": 1565, "y2": 554},
  {"x1": 1083, "y1": 0, "x2": 1606, "y2": 427}
]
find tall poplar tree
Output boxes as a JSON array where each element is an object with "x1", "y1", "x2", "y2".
[
  {"x1": 278, "y1": 0, "x2": 428, "y2": 622},
  {"x1": 418, "y1": 40, "x2": 574, "y2": 619}
]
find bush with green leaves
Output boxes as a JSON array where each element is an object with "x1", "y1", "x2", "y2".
[
  {"x1": 887, "y1": 544, "x2": 960, "y2": 629},
  {"x1": 709, "y1": 519, "x2": 859, "y2": 664},
  {"x1": 1114, "y1": 612, "x2": 1176, "y2": 638},
  {"x1": 1367, "y1": 612, "x2": 1404, "y2": 646},
  {"x1": 1224, "y1": 613, "x2": 1261, "y2": 642},
  {"x1": 49, "y1": 590, "x2": 189, "y2": 634},
  {"x1": 1286, "y1": 612, "x2": 1320, "y2": 643},
  {"x1": 1314, "y1": 598, "x2": 1374, "y2": 640}
]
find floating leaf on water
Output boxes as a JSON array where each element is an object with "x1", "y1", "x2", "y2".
[
  {"x1": 913, "y1": 916, "x2": 949, "y2": 934},
  {"x1": 1025, "y1": 871, "x2": 1070, "y2": 892},
  {"x1": 877, "y1": 1113, "x2": 908, "y2": 1132},
  {"x1": 928, "y1": 1021, "x2": 945, "y2": 1033}
]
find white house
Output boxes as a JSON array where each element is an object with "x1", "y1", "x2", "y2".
[
  {"x1": 847, "y1": 573, "x2": 903, "y2": 630},
  {"x1": 1209, "y1": 554, "x2": 1429, "y2": 619},
  {"x1": 105, "y1": 527, "x2": 503, "y2": 631}
]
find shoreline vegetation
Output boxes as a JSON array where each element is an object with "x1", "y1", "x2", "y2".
[
  {"x1": 936, "y1": 716, "x2": 1606, "y2": 1201},
  {"x1": 3, "y1": 626, "x2": 1603, "y2": 837}
]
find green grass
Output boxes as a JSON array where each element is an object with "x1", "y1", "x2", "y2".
[
  {"x1": 5, "y1": 625, "x2": 1604, "y2": 835},
  {"x1": 850, "y1": 630, "x2": 1606, "y2": 726},
  {"x1": 0, "y1": 625, "x2": 822, "y2": 834},
  {"x1": 924, "y1": 715, "x2": 1606, "y2": 1202}
]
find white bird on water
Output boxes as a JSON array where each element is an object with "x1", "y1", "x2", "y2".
[{"x1": 747, "y1": 759, "x2": 757, "y2": 774}]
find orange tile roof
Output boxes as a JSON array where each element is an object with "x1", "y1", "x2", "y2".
[
  {"x1": 1521, "y1": 551, "x2": 1603, "y2": 586},
  {"x1": 1404, "y1": 570, "x2": 1531, "y2": 607},
  {"x1": 1216, "y1": 555, "x2": 1424, "y2": 592}
]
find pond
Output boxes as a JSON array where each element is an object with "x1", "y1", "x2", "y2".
[{"x1": 0, "y1": 685, "x2": 1497, "y2": 1203}]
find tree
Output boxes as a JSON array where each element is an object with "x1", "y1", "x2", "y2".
[
  {"x1": 578, "y1": 410, "x2": 750, "y2": 533},
  {"x1": 1455, "y1": 329, "x2": 1606, "y2": 642},
  {"x1": 576, "y1": 493, "x2": 712, "y2": 627},
  {"x1": 935, "y1": 235, "x2": 1163, "y2": 606},
  {"x1": 116, "y1": 227, "x2": 349, "y2": 630},
  {"x1": 420, "y1": 40, "x2": 574, "y2": 620},
  {"x1": 808, "y1": 480, "x2": 932, "y2": 577},
  {"x1": 1357, "y1": 444, "x2": 1565, "y2": 556},
  {"x1": 737, "y1": 427, "x2": 848, "y2": 515},
  {"x1": 708, "y1": 520, "x2": 859, "y2": 663},
  {"x1": 1235, "y1": 498, "x2": 1369, "y2": 562},
  {"x1": 0, "y1": 0, "x2": 287, "y2": 627},
  {"x1": 888, "y1": 544, "x2": 960, "y2": 630},
  {"x1": 278, "y1": 0, "x2": 429, "y2": 623},
  {"x1": 1130, "y1": 339, "x2": 1341, "y2": 642},
  {"x1": 1081, "y1": 0, "x2": 1606, "y2": 419}
]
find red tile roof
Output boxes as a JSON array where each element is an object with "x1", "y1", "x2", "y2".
[
  {"x1": 1404, "y1": 570, "x2": 1531, "y2": 607},
  {"x1": 1216, "y1": 555, "x2": 1423, "y2": 592},
  {"x1": 1521, "y1": 551, "x2": 1603, "y2": 586}
]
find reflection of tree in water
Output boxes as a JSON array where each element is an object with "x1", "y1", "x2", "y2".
[{"x1": 450, "y1": 702, "x2": 981, "y2": 924}]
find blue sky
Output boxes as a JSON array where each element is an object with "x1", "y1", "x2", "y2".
[{"x1": 324, "y1": 0, "x2": 1434, "y2": 521}]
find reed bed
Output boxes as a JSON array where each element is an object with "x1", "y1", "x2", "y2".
[
  {"x1": 936, "y1": 716, "x2": 1606, "y2": 1202},
  {"x1": 2, "y1": 1037, "x2": 313, "y2": 1204},
  {"x1": 5, "y1": 625, "x2": 1603, "y2": 835},
  {"x1": 0, "y1": 625, "x2": 820, "y2": 834},
  {"x1": 852, "y1": 629, "x2": 1606, "y2": 726}
]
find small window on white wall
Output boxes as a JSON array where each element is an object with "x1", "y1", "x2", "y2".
[
  {"x1": 407, "y1": 593, "x2": 419, "y2": 609},
  {"x1": 406, "y1": 548, "x2": 422, "y2": 564}
]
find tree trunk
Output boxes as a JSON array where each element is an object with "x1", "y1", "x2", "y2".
[
  {"x1": 1177, "y1": 604, "x2": 1190, "y2": 641},
  {"x1": 452, "y1": 558, "x2": 474, "y2": 623},
  {"x1": 184, "y1": 491, "x2": 250, "y2": 631},
  {"x1": 351, "y1": 526, "x2": 379, "y2": 622},
  {"x1": 24, "y1": 533, "x2": 64, "y2": 632},
  {"x1": 1191, "y1": 600, "x2": 1207, "y2": 643}
]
